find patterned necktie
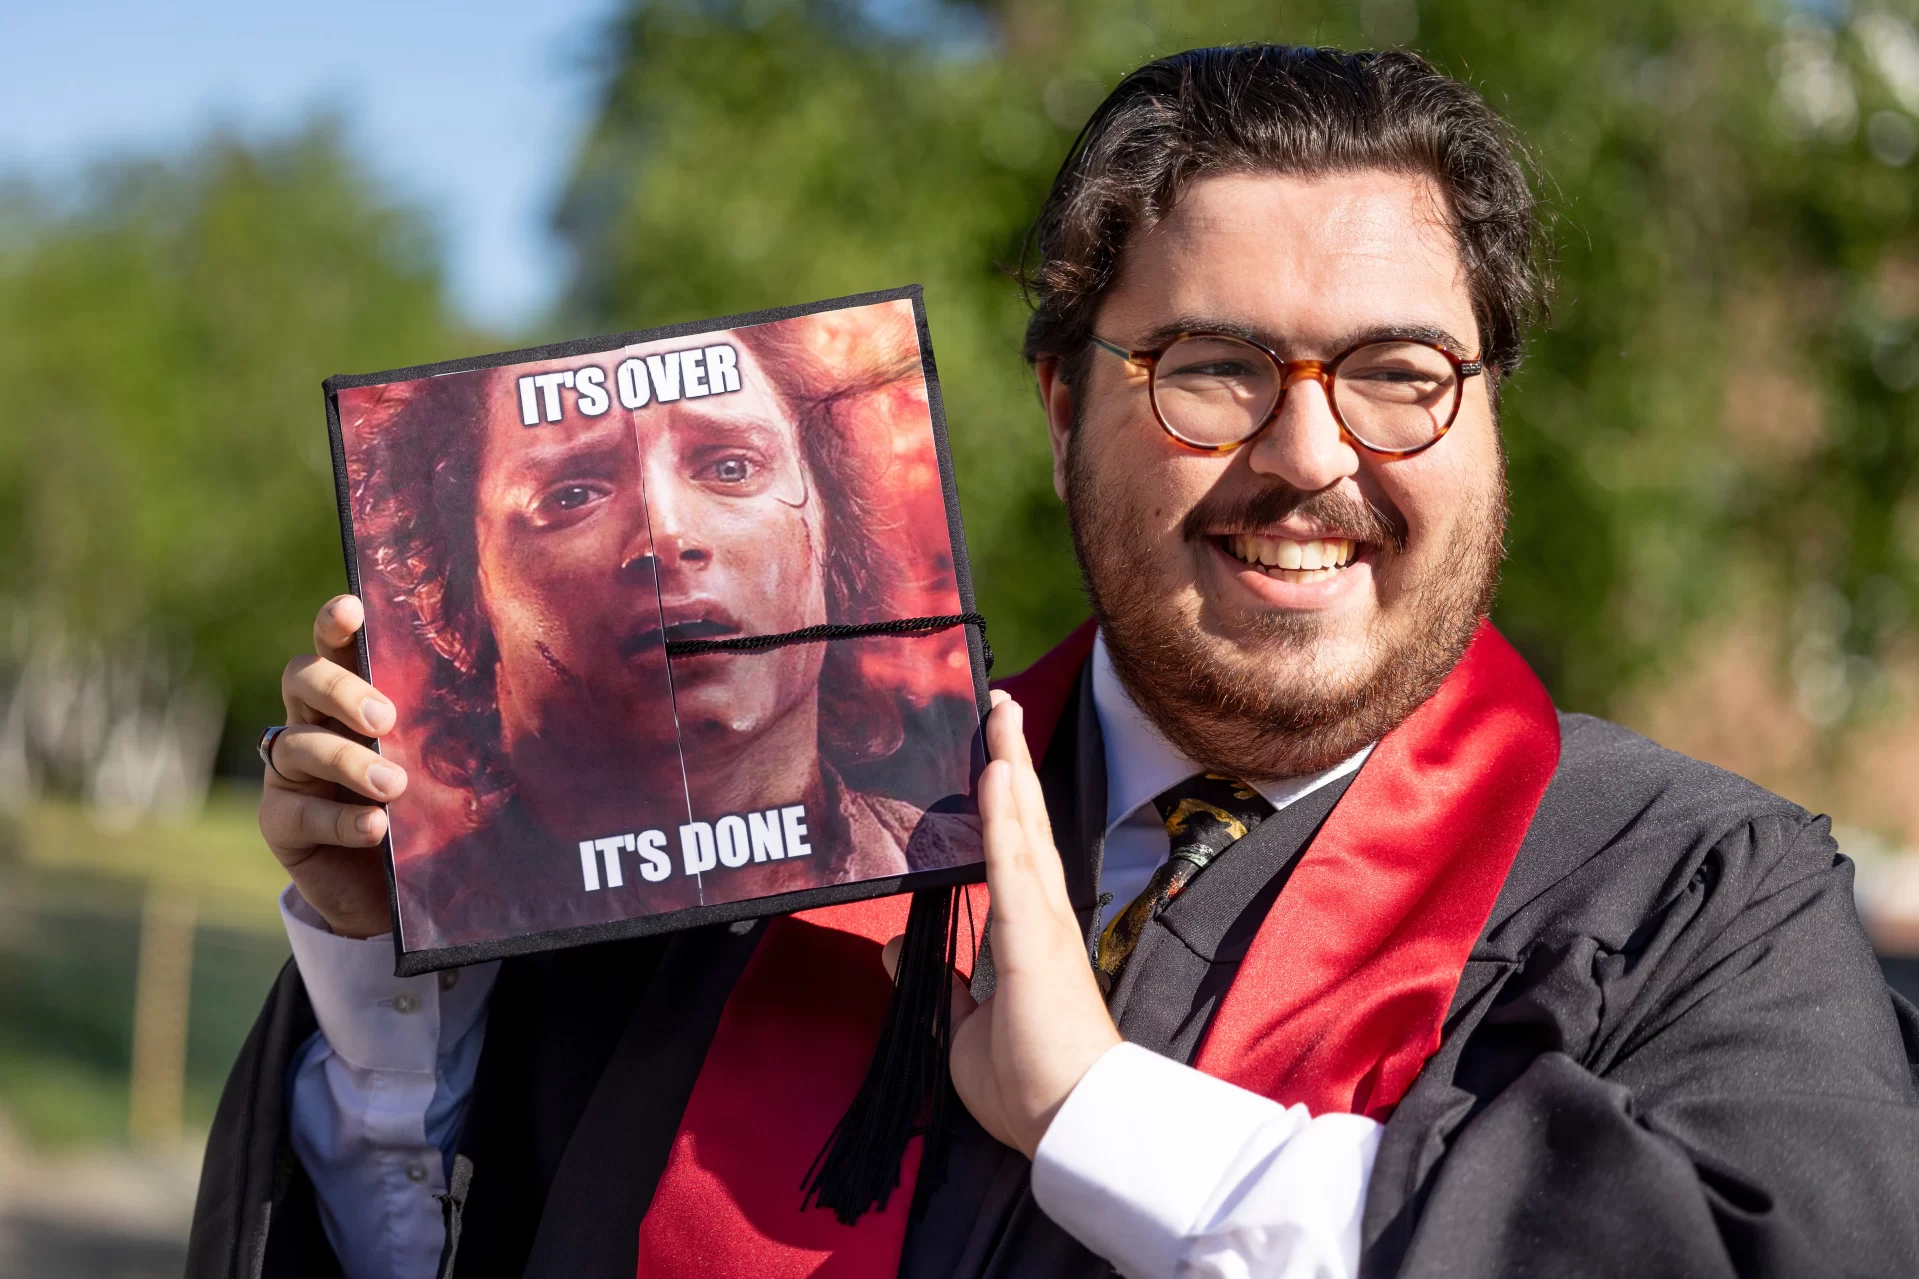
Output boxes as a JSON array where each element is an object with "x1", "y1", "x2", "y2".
[{"x1": 1096, "y1": 772, "x2": 1276, "y2": 991}]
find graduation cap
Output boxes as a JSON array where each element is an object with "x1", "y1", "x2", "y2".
[{"x1": 323, "y1": 290, "x2": 997, "y2": 1221}]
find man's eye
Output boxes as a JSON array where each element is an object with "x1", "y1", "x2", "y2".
[
  {"x1": 711, "y1": 457, "x2": 752, "y2": 484},
  {"x1": 531, "y1": 482, "x2": 610, "y2": 523}
]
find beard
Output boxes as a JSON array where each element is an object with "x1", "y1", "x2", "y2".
[{"x1": 1064, "y1": 428, "x2": 1507, "y2": 782}]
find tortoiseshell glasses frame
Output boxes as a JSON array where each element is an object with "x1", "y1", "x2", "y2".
[{"x1": 1088, "y1": 331, "x2": 1485, "y2": 459}]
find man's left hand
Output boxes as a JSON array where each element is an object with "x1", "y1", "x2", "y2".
[{"x1": 885, "y1": 690, "x2": 1121, "y2": 1159}]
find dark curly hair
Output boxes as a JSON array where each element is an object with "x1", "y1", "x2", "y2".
[
  {"x1": 1022, "y1": 45, "x2": 1548, "y2": 387},
  {"x1": 344, "y1": 326, "x2": 915, "y2": 818}
]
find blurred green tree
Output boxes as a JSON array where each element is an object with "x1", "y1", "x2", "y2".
[
  {"x1": 556, "y1": 0, "x2": 1919, "y2": 725},
  {"x1": 6, "y1": 0, "x2": 1919, "y2": 761},
  {"x1": 0, "y1": 121, "x2": 474, "y2": 756}
]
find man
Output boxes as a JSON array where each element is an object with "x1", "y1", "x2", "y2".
[
  {"x1": 191, "y1": 45, "x2": 1919, "y2": 1278},
  {"x1": 332, "y1": 320, "x2": 973, "y2": 949}
]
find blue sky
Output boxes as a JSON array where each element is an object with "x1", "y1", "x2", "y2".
[{"x1": 0, "y1": 0, "x2": 627, "y2": 329}]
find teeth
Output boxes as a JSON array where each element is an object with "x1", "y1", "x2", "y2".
[{"x1": 1226, "y1": 535, "x2": 1358, "y2": 574}]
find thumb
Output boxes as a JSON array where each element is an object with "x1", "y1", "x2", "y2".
[{"x1": 880, "y1": 933, "x2": 980, "y2": 1024}]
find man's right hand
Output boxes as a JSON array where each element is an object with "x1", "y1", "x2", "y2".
[{"x1": 259, "y1": 595, "x2": 406, "y2": 939}]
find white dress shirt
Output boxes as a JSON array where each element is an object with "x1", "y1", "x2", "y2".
[
  {"x1": 1023, "y1": 635, "x2": 1378, "y2": 1278},
  {"x1": 282, "y1": 629, "x2": 1379, "y2": 1278},
  {"x1": 281, "y1": 888, "x2": 498, "y2": 1279}
]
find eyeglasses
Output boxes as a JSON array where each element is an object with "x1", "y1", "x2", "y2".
[{"x1": 1089, "y1": 331, "x2": 1484, "y2": 458}]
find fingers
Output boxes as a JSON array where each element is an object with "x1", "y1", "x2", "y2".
[
  {"x1": 985, "y1": 696, "x2": 1047, "y2": 828},
  {"x1": 993, "y1": 691, "x2": 1035, "y2": 769},
  {"x1": 983, "y1": 691, "x2": 1025, "y2": 770},
  {"x1": 259, "y1": 784, "x2": 388, "y2": 859},
  {"x1": 978, "y1": 759, "x2": 1028, "y2": 878},
  {"x1": 982, "y1": 698, "x2": 1069, "y2": 909},
  {"x1": 314, "y1": 595, "x2": 364, "y2": 668},
  {"x1": 268, "y1": 724, "x2": 407, "y2": 800},
  {"x1": 282, "y1": 653, "x2": 396, "y2": 736},
  {"x1": 949, "y1": 972, "x2": 981, "y2": 1023},
  {"x1": 978, "y1": 758, "x2": 1058, "y2": 941},
  {"x1": 879, "y1": 934, "x2": 979, "y2": 1026}
]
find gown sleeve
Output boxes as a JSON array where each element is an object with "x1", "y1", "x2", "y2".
[
  {"x1": 1367, "y1": 813, "x2": 1919, "y2": 1278},
  {"x1": 185, "y1": 955, "x2": 346, "y2": 1278}
]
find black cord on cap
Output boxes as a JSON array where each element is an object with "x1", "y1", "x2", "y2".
[{"x1": 664, "y1": 612, "x2": 992, "y2": 673}]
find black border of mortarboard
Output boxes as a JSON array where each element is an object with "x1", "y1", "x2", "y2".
[{"x1": 321, "y1": 284, "x2": 991, "y2": 978}]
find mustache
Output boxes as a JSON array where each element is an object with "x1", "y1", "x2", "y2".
[{"x1": 1180, "y1": 484, "x2": 1408, "y2": 555}]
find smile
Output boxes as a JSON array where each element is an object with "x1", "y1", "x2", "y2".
[{"x1": 1219, "y1": 533, "x2": 1362, "y2": 582}]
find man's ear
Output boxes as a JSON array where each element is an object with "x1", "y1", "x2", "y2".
[{"x1": 1035, "y1": 355, "x2": 1074, "y2": 503}]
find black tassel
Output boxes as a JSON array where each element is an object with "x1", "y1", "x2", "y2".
[{"x1": 802, "y1": 883, "x2": 965, "y2": 1224}]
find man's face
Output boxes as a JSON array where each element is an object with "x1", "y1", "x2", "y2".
[
  {"x1": 471, "y1": 340, "x2": 829, "y2": 787},
  {"x1": 472, "y1": 367, "x2": 679, "y2": 777},
  {"x1": 1047, "y1": 170, "x2": 1506, "y2": 779},
  {"x1": 636, "y1": 337, "x2": 829, "y2": 753}
]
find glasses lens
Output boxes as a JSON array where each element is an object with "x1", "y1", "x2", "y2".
[
  {"x1": 1332, "y1": 342, "x2": 1460, "y2": 452},
  {"x1": 1151, "y1": 336, "x2": 1281, "y2": 447}
]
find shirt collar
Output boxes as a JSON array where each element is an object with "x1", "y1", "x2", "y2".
[{"x1": 1089, "y1": 629, "x2": 1375, "y2": 838}]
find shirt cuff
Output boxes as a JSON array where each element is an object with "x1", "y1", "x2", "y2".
[
  {"x1": 1031, "y1": 1042, "x2": 1378, "y2": 1279},
  {"x1": 280, "y1": 884, "x2": 498, "y2": 1074}
]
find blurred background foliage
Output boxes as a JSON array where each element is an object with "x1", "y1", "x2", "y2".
[
  {"x1": 10, "y1": 0, "x2": 1919, "y2": 759},
  {"x1": 556, "y1": 0, "x2": 1919, "y2": 731},
  {"x1": 0, "y1": 123, "x2": 478, "y2": 768},
  {"x1": 1, "y1": 2, "x2": 1919, "y2": 1235}
]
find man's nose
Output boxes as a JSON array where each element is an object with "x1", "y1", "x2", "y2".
[
  {"x1": 1241, "y1": 373, "x2": 1362, "y2": 491},
  {"x1": 634, "y1": 466, "x2": 712, "y2": 578}
]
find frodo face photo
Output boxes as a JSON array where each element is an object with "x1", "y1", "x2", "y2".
[{"x1": 335, "y1": 295, "x2": 984, "y2": 957}]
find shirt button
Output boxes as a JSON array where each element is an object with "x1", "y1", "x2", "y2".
[
  {"x1": 406, "y1": 1161, "x2": 429, "y2": 1184},
  {"x1": 391, "y1": 992, "x2": 420, "y2": 1015},
  {"x1": 438, "y1": 969, "x2": 460, "y2": 992}
]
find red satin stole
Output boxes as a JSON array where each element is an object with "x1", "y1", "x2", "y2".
[{"x1": 635, "y1": 620, "x2": 1559, "y2": 1276}]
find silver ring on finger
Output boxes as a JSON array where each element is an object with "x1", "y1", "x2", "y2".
[{"x1": 258, "y1": 724, "x2": 294, "y2": 782}]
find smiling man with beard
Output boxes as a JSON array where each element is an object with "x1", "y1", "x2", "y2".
[{"x1": 194, "y1": 44, "x2": 1918, "y2": 1279}]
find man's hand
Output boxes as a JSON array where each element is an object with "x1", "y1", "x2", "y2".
[
  {"x1": 888, "y1": 690, "x2": 1120, "y2": 1159},
  {"x1": 257, "y1": 595, "x2": 406, "y2": 939}
]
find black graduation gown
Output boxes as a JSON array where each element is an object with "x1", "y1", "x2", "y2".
[{"x1": 187, "y1": 667, "x2": 1919, "y2": 1278}]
